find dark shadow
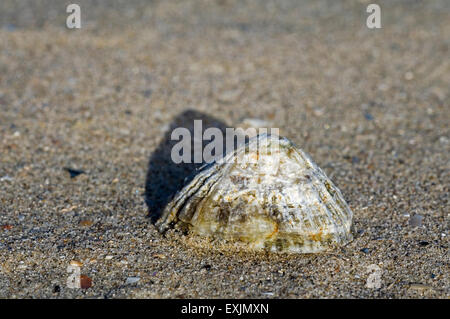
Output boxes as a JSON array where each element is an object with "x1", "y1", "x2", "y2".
[{"x1": 144, "y1": 110, "x2": 228, "y2": 223}]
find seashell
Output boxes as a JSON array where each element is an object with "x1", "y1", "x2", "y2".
[{"x1": 156, "y1": 134, "x2": 354, "y2": 253}]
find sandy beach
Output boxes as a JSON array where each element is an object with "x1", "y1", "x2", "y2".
[{"x1": 0, "y1": 0, "x2": 448, "y2": 298}]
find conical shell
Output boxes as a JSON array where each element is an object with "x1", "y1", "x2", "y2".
[{"x1": 156, "y1": 134, "x2": 353, "y2": 253}]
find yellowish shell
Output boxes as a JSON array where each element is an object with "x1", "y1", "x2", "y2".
[{"x1": 156, "y1": 134, "x2": 354, "y2": 253}]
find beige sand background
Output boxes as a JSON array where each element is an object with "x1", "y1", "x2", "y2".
[{"x1": 0, "y1": 0, "x2": 448, "y2": 298}]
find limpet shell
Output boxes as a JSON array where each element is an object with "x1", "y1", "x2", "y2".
[{"x1": 156, "y1": 134, "x2": 354, "y2": 253}]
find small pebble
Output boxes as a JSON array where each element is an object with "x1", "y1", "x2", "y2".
[
  {"x1": 404, "y1": 71, "x2": 414, "y2": 80},
  {"x1": 0, "y1": 175, "x2": 13, "y2": 182},
  {"x1": 125, "y1": 277, "x2": 140, "y2": 284},
  {"x1": 218, "y1": 89, "x2": 242, "y2": 103},
  {"x1": 64, "y1": 167, "x2": 85, "y2": 178},
  {"x1": 80, "y1": 275, "x2": 92, "y2": 289},
  {"x1": 418, "y1": 241, "x2": 430, "y2": 247},
  {"x1": 142, "y1": 89, "x2": 152, "y2": 98},
  {"x1": 70, "y1": 260, "x2": 83, "y2": 267},
  {"x1": 360, "y1": 248, "x2": 370, "y2": 254},
  {"x1": 364, "y1": 112, "x2": 374, "y2": 121},
  {"x1": 409, "y1": 284, "x2": 432, "y2": 291},
  {"x1": 61, "y1": 205, "x2": 77, "y2": 213},
  {"x1": 79, "y1": 220, "x2": 93, "y2": 226},
  {"x1": 409, "y1": 214, "x2": 424, "y2": 227},
  {"x1": 240, "y1": 118, "x2": 271, "y2": 128},
  {"x1": 439, "y1": 136, "x2": 448, "y2": 144},
  {"x1": 261, "y1": 292, "x2": 274, "y2": 296},
  {"x1": 201, "y1": 264, "x2": 212, "y2": 271}
]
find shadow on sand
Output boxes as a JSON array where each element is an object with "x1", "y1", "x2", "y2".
[{"x1": 144, "y1": 110, "x2": 229, "y2": 223}]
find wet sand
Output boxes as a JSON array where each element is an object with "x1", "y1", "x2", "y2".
[{"x1": 0, "y1": 0, "x2": 448, "y2": 298}]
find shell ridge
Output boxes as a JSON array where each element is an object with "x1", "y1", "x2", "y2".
[
  {"x1": 178, "y1": 167, "x2": 225, "y2": 224},
  {"x1": 314, "y1": 173, "x2": 353, "y2": 234},
  {"x1": 156, "y1": 164, "x2": 223, "y2": 232},
  {"x1": 186, "y1": 171, "x2": 227, "y2": 232},
  {"x1": 308, "y1": 175, "x2": 343, "y2": 239},
  {"x1": 291, "y1": 146, "x2": 353, "y2": 241}
]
